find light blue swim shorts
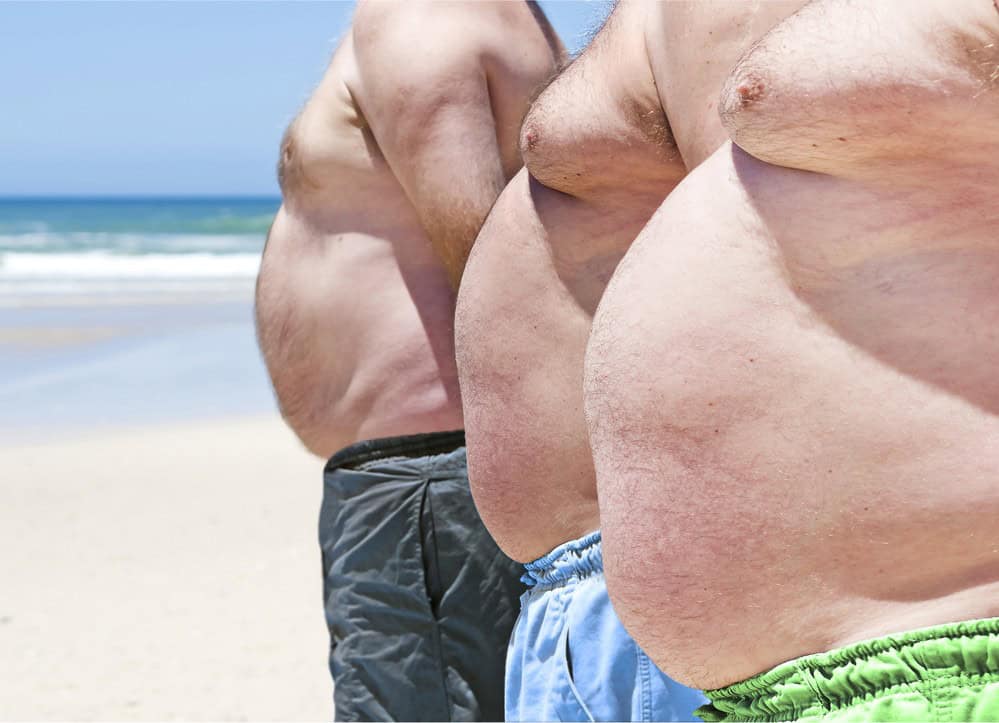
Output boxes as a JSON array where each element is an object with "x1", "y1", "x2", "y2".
[{"x1": 505, "y1": 531, "x2": 707, "y2": 721}]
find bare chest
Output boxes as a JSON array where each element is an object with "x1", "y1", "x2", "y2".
[
  {"x1": 644, "y1": 0, "x2": 809, "y2": 169},
  {"x1": 519, "y1": 13, "x2": 683, "y2": 199},
  {"x1": 280, "y1": 50, "x2": 415, "y2": 225}
]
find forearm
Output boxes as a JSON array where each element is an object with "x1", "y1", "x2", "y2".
[{"x1": 358, "y1": 72, "x2": 508, "y2": 289}]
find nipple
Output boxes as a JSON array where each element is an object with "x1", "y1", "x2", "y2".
[{"x1": 735, "y1": 75, "x2": 766, "y2": 106}]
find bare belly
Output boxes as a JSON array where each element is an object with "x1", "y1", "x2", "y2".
[
  {"x1": 585, "y1": 144, "x2": 999, "y2": 688},
  {"x1": 257, "y1": 227, "x2": 462, "y2": 457},
  {"x1": 455, "y1": 171, "x2": 664, "y2": 562},
  {"x1": 456, "y1": 177, "x2": 597, "y2": 562}
]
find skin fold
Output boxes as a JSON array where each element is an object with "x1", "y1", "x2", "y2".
[
  {"x1": 585, "y1": 0, "x2": 999, "y2": 690},
  {"x1": 456, "y1": 0, "x2": 805, "y2": 563}
]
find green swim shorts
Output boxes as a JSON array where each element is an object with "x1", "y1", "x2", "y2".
[{"x1": 697, "y1": 618, "x2": 999, "y2": 722}]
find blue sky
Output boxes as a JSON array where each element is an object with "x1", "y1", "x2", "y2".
[{"x1": 0, "y1": 1, "x2": 609, "y2": 197}]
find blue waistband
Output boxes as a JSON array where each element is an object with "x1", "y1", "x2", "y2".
[{"x1": 521, "y1": 530, "x2": 603, "y2": 589}]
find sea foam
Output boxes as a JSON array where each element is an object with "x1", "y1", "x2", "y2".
[{"x1": 0, "y1": 198, "x2": 275, "y2": 301}]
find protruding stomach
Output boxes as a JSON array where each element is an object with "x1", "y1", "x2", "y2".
[
  {"x1": 256, "y1": 218, "x2": 463, "y2": 458},
  {"x1": 584, "y1": 145, "x2": 999, "y2": 689},
  {"x1": 455, "y1": 170, "x2": 634, "y2": 563}
]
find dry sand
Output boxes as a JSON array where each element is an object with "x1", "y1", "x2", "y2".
[{"x1": 0, "y1": 415, "x2": 331, "y2": 720}]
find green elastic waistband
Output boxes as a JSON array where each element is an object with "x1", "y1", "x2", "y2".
[{"x1": 699, "y1": 618, "x2": 999, "y2": 722}]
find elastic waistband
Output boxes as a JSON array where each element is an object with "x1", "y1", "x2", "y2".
[
  {"x1": 521, "y1": 530, "x2": 603, "y2": 589},
  {"x1": 325, "y1": 430, "x2": 466, "y2": 470},
  {"x1": 701, "y1": 617, "x2": 999, "y2": 721}
]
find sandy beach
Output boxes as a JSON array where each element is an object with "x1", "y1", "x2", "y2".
[{"x1": 0, "y1": 297, "x2": 332, "y2": 720}]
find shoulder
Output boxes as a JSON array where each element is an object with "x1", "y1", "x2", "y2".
[
  {"x1": 352, "y1": 1, "x2": 507, "y2": 69},
  {"x1": 351, "y1": 1, "x2": 559, "y2": 85}
]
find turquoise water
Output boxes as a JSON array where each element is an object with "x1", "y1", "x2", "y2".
[
  {"x1": 0, "y1": 196, "x2": 278, "y2": 251},
  {"x1": 0, "y1": 197, "x2": 280, "y2": 297},
  {"x1": 0, "y1": 197, "x2": 284, "y2": 432},
  {"x1": 0, "y1": 197, "x2": 277, "y2": 234}
]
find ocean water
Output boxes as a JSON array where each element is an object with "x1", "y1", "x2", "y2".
[
  {"x1": 0, "y1": 197, "x2": 279, "y2": 300},
  {"x1": 0, "y1": 198, "x2": 284, "y2": 436},
  {"x1": 0, "y1": 300, "x2": 280, "y2": 437}
]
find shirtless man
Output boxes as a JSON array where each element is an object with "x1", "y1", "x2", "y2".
[
  {"x1": 254, "y1": 2, "x2": 560, "y2": 719},
  {"x1": 455, "y1": 1, "x2": 805, "y2": 719},
  {"x1": 585, "y1": 1, "x2": 999, "y2": 719}
]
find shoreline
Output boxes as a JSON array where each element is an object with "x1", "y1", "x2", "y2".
[
  {"x1": 0, "y1": 287, "x2": 256, "y2": 310},
  {"x1": 0, "y1": 295, "x2": 278, "y2": 443}
]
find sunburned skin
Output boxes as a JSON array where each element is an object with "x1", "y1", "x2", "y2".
[
  {"x1": 585, "y1": 0, "x2": 999, "y2": 690},
  {"x1": 255, "y1": 2, "x2": 559, "y2": 457},
  {"x1": 455, "y1": 0, "x2": 806, "y2": 562}
]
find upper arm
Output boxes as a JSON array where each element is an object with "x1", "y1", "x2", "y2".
[
  {"x1": 719, "y1": 0, "x2": 999, "y2": 177},
  {"x1": 350, "y1": 1, "x2": 510, "y2": 286}
]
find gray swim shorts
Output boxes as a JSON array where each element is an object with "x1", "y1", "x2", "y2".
[{"x1": 320, "y1": 431, "x2": 523, "y2": 721}]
